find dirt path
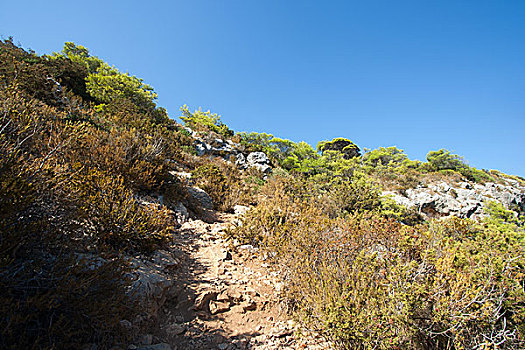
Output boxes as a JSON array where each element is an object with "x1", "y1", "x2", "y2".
[{"x1": 152, "y1": 212, "x2": 330, "y2": 350}]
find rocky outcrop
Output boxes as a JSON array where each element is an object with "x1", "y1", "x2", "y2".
[
  {"x1": 185, "y1": 127, "x2": 273, "y2": 174},
  {"x1": 236, "y1": 151, "x2": 272, "y2": 174},
  {"x1": 383, "y1": 179, "x2": 525, "y2": 220},
  {"x1": 195, "y1": 137, "x2": 239, "y2": 159}
]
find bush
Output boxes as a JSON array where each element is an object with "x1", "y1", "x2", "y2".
[
  {"x1": 0, "y1": 41, "x2": 182, "y2": 348},
  {"x1": 232, "y1": 181, "x2": 525, "y2": 349},
  {"x1": 180, "y1": 105, "x2": 233, "y2": 138},
  {"x1": 191, "y1": 159, "x2": 257, "y2": 212},
  {"x1": 317, "y1": 137, "x2": 361, "y2": 159}
]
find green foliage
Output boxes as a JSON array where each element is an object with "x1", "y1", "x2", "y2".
[
  {"x1": 363, "y1": 146, "x2": 420, "y2": 169},
  {"x1": 86, "y1": 63, "x2": 157, "y2": 109},
  {"x1": 52, "y1": 42, "x2": 158, "y2": 113},
  {"x1": 180, "y1": 105, "x2": 233, "y2": 138},
  {"x1": 317, "y1": 137, "x2": 361, "y2": 159},
  {"x1": 237, "y1": 132, "x2": 321, "y2": 172},
  {"x1": 425, "y1": 149, "x2": 466, "y2": 171},
  {"x1": 423, "y1": 149, "x2": 495, "y2": 183}
]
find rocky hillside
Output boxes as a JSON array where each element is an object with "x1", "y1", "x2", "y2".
[{"x1": 1, "y1": 40, "x2": 524, "y2": 350}]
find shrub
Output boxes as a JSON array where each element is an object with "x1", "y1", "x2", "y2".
[
  {"x1": 191, "y1": 159, "x2": 256, "y2": 211},
  {"x1": 68, "y1": 167, "x2": 174, "y2": 252},
  {"x1": 424, "y1": 149, "x2": 466, "y2": 172},
  {"x1": 180, "y1": 105, "x2": 233, "y2": 138},
  {"x1": 317, "y1": 137, "x2": 361, "y2": 159},
  {"x1": 233, "y1": 184, "x2": 525, "y2": 349}
]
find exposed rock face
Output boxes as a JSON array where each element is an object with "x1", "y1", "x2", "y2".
[
  {"x1": 195, "y1": 137, "x2": 238, "y2": 159},
  {"x1": 185, "y1": 127, "x2": 274, "y2": 174},
  {"x1": 236, "y1": 152, "x2": 273, "y2": 174},
  {"x1": 128, "y1": 250, "x2": 180, "y2": 319},
  {"x1": 383, "y1": 180, "x2": 525, "y2": 220},
  {"x1": 187, "y1": 128, "x2": 239, "y2": 160}
]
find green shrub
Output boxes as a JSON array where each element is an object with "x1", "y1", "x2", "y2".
[
  {"x1": 180, "y1": 105, "x2": 233, "y2": 138},
  {"x1": 317, "y1": 137, "x2": 361, "y2": 159}
]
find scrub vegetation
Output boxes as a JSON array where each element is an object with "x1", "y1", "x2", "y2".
[{"x1": 1, "y1": 39, "x2": 523, "y2": 349}]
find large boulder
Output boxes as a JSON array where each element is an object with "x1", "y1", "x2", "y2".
[
  {"x1": 236, "y1": 152, "x2": 273, "y2": 174},
  {"x1": 187, "y1": 186, "x2": 214, "y2": 210}
]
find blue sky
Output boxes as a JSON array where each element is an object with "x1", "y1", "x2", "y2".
[{"x1": 1, "y1": 1, "x2": 524, "y2": 176}]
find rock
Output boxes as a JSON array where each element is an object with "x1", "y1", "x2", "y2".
[
  {"x1": 216, "y1": 290, "x2": 230, "y2": 302},
  {"x1": 383, "y1": 179, "x2": 525, "y2": 220},
  {"x1": 220, "y1": 250, "x2": 233, "y2": 261},
  {"x1": 193, "y1": 135, "x2": 240, "y2": 160},
  {"x1": 139, "y1": 334, "x2": 153, "y2": 345},
  {"x1": 167, "y1": 323, "x2": 186, "y2": 336},
  {"x1": 236, "y1": 152, "x2": 273, "y2": 173},
  {"x1": 235, "y1": 153, "x2": 247, "y2": 168},
  {"x1": 119, "y1": 319, "x2": 132, "y2": 330},
  {"x1": 128, "y1": 259, "x2": 175, "y2": 318},
  {"x1": 187, "y1": 186, "x2": 214, "y2": 210},
  {"x1": 244, "y1": 287, "x2": 259, "y2": 298},
  {"x1": 151, "y1": 250, "x2": 179, "y2": 271},
  {"x1": 209, "y1": 300, "x2": 231, "y2": 314},
  {"x1": 237, "y1": 244, "x2": 256, "y2": 252},
  {"x1": 137, "y1": 344, "x2": 172, "y2": 350},
  {"x1": 171, "y1": 202, "x2": 189, "y2": 224},
  {"x1": 217, "y1": 343, "x2": 228, "y2": 350},
  {"x1": 271, "y1": 328, "x2": 293, "y2": 338},
  {"x1": 241, "y1": 299, "x2": 257, "y2": 312},
  {"x1": 226, "y1": 287, "x2": 244, "y2": 303},
  {"x1": 233, "y1": 205, "x2": 250, "y2": 216},
  {"x1": 193, "y1": 290, "x2": 218, "y2": 311},
  {"x1": 247, "y1": 152, "x2": 270, "y2": 165},
  {"x1": 246, "y1": 152, "x2": 272, "y2": 174}
]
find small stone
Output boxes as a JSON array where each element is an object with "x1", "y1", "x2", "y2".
[
  {"x1": 210, "y1": 300, "x2": 231, "y2": 314},
  {"x1": 272, "y1": 328, "x2": 293, "y2": 338},
  {"x1": 120, "y1": 319, "x2": 132, "y2": 330},
  {"x1": 193, "y1": 290, "x2": 218, "y2": 311},
  {"x1": 237, "y1": 244, "x2": 255, "y2": 252},
  {"x1": 217, "y1": 344, "x2": 228, "y2": 350},
  {"x1": 167, "y1": 323, "x2": 186, "y2": 336},
  {"x1": 242, "y1": 300, "x2": 257, "y2": 312},
  {"x1": 244, "y1": 287, "x2": 259, "y2": 297},
  {"x1": 216, "y1": 291, "x2": 230, "y2": 302},
  {"x1": 220, "y1": 250, "x2": 233, "y2": 261}
]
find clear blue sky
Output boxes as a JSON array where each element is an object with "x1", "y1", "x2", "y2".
[{"x1": 2, "y1": 1, "x2": 524, "y2": 176}]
